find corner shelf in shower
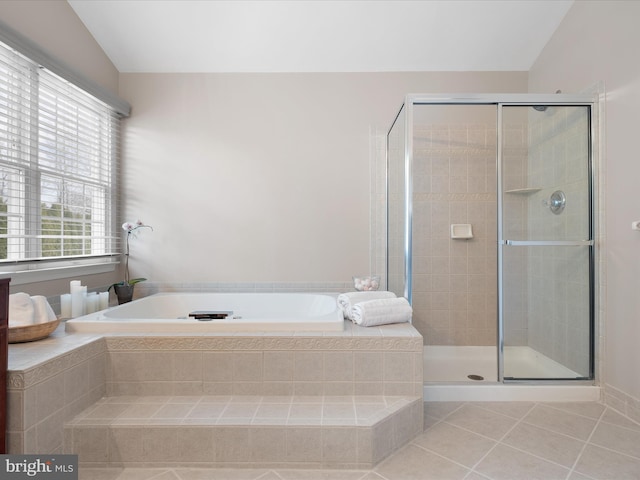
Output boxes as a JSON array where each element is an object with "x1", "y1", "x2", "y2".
[{"x1": 505, "y1": 188, "x2": 542, "y2": 195}]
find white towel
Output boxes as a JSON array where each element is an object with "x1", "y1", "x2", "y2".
[
  {"x1": 31, "y1": 295, "x2": 57, "y2": 324},
  {"x1": 351, "y1": 297, "x2": 413, "y2": 327},
  {"x1": 9, "y1": 292, "x2": 35, "y2": 327},
  {"x1": 337, "y1": 291, "x2": 396, "y2": 320}
]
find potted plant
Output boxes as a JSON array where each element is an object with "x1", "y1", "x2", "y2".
[{"x1": 109, "y1": 220, "x2": 153, "y2": 304}]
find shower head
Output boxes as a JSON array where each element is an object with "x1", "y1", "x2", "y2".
[{"x1": 533, "y1": 91, "x2": 560, "y2": 112}]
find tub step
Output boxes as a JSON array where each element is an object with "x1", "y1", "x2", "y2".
[{"x1": 64, "y1": 394, "x2": 422, "y2": 469}]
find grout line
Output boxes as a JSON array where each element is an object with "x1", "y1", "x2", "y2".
[
  {"x1": 581, "y1": 440, "x2": 640, "y2": 463},
  {"x1": 178, "y1": 395, "x2": 202, "y2": 422},
  {"x1": 462, "y1": 401, "x2": 537, "y2": 477},
  {"x1": 566, "y1": 405, "x2": 608, "y2": 480},
  {"x1": 257, "y1": 471, "x2": 282, "y2": 480},
  {"x1": 463, "y1": 469, "x2": 492, "y2": 480},
  {"x1": 598, "y1": 414, "x2": 640, "y2": 434},
  {"x1": 145, "y1": 469, "x2": 176, "y2": 480},
  {"x1": 541, "y1": 401, "x2": 606, "y2": 421},
  {"x1": 477, "y1": 403, "x2": 604, "y2": 479},
  {"x1": 356, "y1": 470, "x2": 379, "y2": 480},
  {"x1": 409, "y1": 441, "x2": 473, "y2": 476},
  {"x1": 493, "y1": 437, "x2": 574, "y2": 477},
  {"x1": 518, "y1": 405, "x2": 600, "y2": 444}
]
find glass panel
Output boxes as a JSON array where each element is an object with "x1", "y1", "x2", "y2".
[
  {"x1": 502, "y1": 106, "x2": 591, "y2": 242},
  {"x1": 501, "y1": 105, "x2": 592, "y2": 380},
  {"x1": 412, "y1": 104, "x2": 498, "y2": 383},
  {"x1": 387, "y1": 105, "x2": 406, "y2": 297},
  {"x1": 503, "y1": 245, "x2": 591, "y2": 379}
]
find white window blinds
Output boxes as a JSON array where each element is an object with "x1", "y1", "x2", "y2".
[{"x1": 0, "y1": 40, "x2": 120, "y2": 265}]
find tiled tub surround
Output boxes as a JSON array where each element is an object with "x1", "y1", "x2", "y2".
[
  {"x1": 6, "y1": 331, "x2": 107, "y2": 454},
  {"x1": 103, "y1": 327, "x2": 423, "y2": 398},
  {"x1": 66, "y1": 394, "x2": 422, "y2": 469},
  {"x1": 7, "y1": 321, "x2": 423, "y2": 469}
]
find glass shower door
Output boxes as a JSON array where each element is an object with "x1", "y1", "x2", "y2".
[
  {"x1": 387, "y1": 104, "x2": 408, "y2": 298},
  {"x1": 500, "y1": 105, "x2": 593, "y2": 380}
]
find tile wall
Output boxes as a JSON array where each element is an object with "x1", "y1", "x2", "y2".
[
  {"x1": 376, "y1": 108, "x2": 593, "y2": 371},
  {"x1": 524, "y1": 106, "x2": 592, "y2": 375},
  {"x1": 7, "y1": 323, "x2": 424, "y2": 457},
  {"x1": 104, "y1": 331, "x2": 423, "y2": 398},
  {"x1": 410, "y1": 123, "x2": 498, "y2": 346},
  {"x1": 6, "y1": 336, "x2": 106, "y2": 453}
]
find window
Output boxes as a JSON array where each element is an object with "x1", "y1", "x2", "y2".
[{"x1": 0, "y1": 40, "x2": 120, "y2": 278}]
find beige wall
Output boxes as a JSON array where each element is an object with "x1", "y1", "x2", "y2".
[
  {"x1": 119, "y1": 72, "x2": 526, "y2": 284},
  {"x1": 0, "y1": 0, "x2": 118, "y2": 95},
  {"x1": 0, "y1": 1, "x2": 526, "y2": 295},
  {"x1": 530, "y1": 1, "x2": 640, "y2": 401}
]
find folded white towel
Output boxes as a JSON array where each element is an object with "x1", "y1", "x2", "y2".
[
  {"x1": 9, "y1": 292, "x2": 35, "y2": 327},
  {"x1": 351, "y1": 297, "x2": 413, "y2": 327},
  {"x1": 337, "y1": 291, "x2": 396, "y2": 320},
  {"x1": 31, "y1": 295, "x2": 57, "y2": 324}
]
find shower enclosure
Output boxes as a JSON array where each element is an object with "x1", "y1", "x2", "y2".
[{"x1": 387, "y1": 94, "x2": 597, "y2": 385}]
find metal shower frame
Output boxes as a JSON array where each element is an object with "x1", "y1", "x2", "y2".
[{"x1": 386, "y1": 92, "x2": 599, "y2": 383}]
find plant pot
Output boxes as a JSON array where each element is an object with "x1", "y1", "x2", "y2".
[{"x1": 114, "y1": 284, "x2": 135, "y2": 304}]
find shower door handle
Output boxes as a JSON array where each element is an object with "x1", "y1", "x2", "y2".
[{"x1": 503, "y1": 240, "x2": 594, "y2": 246}]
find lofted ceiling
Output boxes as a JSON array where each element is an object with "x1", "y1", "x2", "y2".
[{"x1": 67, "y1": 0, "x2": 573, "y2": 73}]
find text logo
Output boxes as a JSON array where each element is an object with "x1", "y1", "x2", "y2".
[{"x1": 1, "y1": 455, "x2": 77, "y2": 479}]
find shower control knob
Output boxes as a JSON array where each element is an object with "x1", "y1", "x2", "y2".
[
  {"x1": 546, "y1": 190, "x2": 566, "y2": 215},
  {"x1": 632, "y1": 221, "x2": 640, "y2": 231}
]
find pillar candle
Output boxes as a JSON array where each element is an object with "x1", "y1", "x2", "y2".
[
  {"x1": 71, "y1": 285, "x2": 86, "y2": 318},
  {"x1": 98, "y1": 291, "x2": 109, "y2": 310},
  {"x1": 60, "y1": 293, "x2": 72, "y2": 318},
  {"x1": 86, "y1": 292, "x2": 98, "y2": 314}
]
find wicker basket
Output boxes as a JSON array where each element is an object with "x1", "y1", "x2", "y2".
[{"x1": 8, "y1": 318, "x2": 61, "y2": 343}]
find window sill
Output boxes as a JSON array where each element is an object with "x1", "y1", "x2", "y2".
[{"x1": 0, "y1": 261, "x2": 117, "y2": 286}]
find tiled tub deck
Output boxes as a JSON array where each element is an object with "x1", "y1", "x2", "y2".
[{"x1": 7, "y1": 321, "x2": 423, "y2": 469}]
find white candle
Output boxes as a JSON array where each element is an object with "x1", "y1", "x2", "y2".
[
  {"x1": 71, "y1": 286, "x2": 86, "y2": 318},
  {"x1": 98, "y1": 291, "x2": 109, "y2": 310},
  {"x1": 86, "y1": 292, "x2": 98, "y2": 314},
  {"x1": 60, "y1": 293, "x2": 72, "y2": 318}
]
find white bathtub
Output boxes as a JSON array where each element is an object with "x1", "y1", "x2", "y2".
[{"x1": 64, "y1": 292, "x2": 344, "y2": 333}]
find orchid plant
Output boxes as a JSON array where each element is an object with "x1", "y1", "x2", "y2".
[{"x1": 109, "y1": 220, "x2": 153, "y2": 291}]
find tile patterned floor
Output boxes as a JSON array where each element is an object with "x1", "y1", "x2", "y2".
[
  {"x1": 70, "y1": 394, "x2": 415, "y2": 427},
  {"x1": 79, "y1": 401, "x2": 640, "y2": 480}
]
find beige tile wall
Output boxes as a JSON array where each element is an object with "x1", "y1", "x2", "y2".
[
  {"x1": 524, "y1": 106, "x2": 592, "y2": 375},
  {"x1": 7, "y1": 338, "x2": 107, "y2": 453},
  {"x1": 105, "y1": 333, "x2": 423, "y2": 397},
  {"x1": 410, "y1": 123, "x2": 498, "y2": 346},
  {"x1": 604, "y1": 383, "x2": 640, "y2": 426},
  {"x1": 65, "y1": 395, "x2": 424, "y2": 468},
  {"x1": 378, "y1": 110, "x2": 592, "y2": 369},
  {"x1": 8, "y1": 324, "x2": 423, "y2": 457}
]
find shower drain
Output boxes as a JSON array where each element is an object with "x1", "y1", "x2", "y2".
[{"x1": 467, "y1": 374, "x2": 484, "y2": 381}]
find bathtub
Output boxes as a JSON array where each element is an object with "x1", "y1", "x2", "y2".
[{"x1": 64, "y1": 292, "x2": 344, "y2": 333}]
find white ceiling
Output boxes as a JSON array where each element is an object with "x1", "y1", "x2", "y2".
[{"x1": 67, "y1": 0, "x2": 574, "y2": 73}]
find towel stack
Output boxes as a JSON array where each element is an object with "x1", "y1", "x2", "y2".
[
  {"x1": 9, "y1": 293, "x2": 57, "y2": 328},
  {"x1": 337, "y1": 291, "x2": 412, "y2": 327}
]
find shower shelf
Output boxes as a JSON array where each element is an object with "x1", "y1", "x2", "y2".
[{"x1": 505, "y1": 188, "x2": 542, "y2": 195}]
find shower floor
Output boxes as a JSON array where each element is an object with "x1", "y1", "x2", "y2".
[
  {"x1": 423, "y1": 345, "x2": 582, "y2": 383},
  {"x1": 423, "y1": 346, "x2": 498, "y2": 383},
  {"x1": 422, "y1": 346, "x2": 600, "y2": 402}
]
